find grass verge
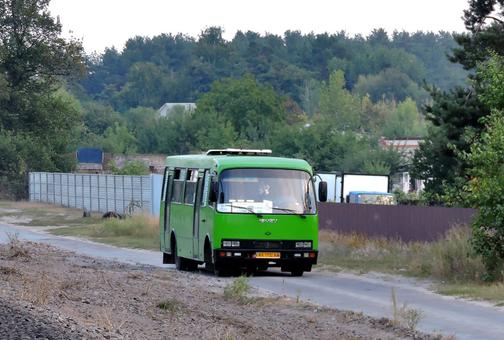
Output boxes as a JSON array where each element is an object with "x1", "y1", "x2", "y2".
[
  {"x1": 319, "y1": 227, "x2": 504, "y2": 305},
  {"x1": 52, "y1": 214, "x2": 160, "y2": 250},
  {"x1": 0, "y1": 200, "x2": 100, "y2": 227}
]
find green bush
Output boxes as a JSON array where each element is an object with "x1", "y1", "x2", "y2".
[
  {"x1": 223, "y1": 276, "x2": 250, "y2": 303},
  {"x1": 110, "y1": 160, "x2": 150, "y2": 175}
]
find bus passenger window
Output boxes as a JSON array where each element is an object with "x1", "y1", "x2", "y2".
[
  {"x1": 184, "y1": 169, "x2": 198, "y2": 204},
  {"x1": 171, "y1": 169, "x2": 184, "y2": 203}
]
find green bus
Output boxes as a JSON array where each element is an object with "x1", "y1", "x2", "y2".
[{"x1": 159, "y1": 149, "x2": 327, "y2": 276}]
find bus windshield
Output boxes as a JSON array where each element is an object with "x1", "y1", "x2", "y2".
[{"x1": 217, "y1": 169, "x2": 316, "y2": 215}]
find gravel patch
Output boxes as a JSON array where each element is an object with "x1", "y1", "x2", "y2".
[{"x1": 0, "y1": 241, "x2": 440, "y2": 339}]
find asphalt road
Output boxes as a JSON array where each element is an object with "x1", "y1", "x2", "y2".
[{"x1": 1, "y1": 223, "x2": 504, "y2": 339}]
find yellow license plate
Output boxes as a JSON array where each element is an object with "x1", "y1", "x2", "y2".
[{"x1": 256, "y1": 252, "x2": 281, "y2": 259}]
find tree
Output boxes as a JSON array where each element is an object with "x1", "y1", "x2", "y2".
[
  {"x1": 318, "y1": 70, "x2": 361, "y2": 131},
  {"x1": 381, "y1": 98, "x2": 427, "y2": 138},
  {"x1": 463, "y1": 111, "x2": 504, "y2": 279},
  {"x1": 461, "y1": 53, "x2": 504, "y2": 279},
  {"x1": 195, "y1": 74, "x2": 285, "y2": 142},
  {"x1": 100, "y1": 123, "x2": 137, "y2": 154},
  {"x1": 353, "y1": 68, "x2": 427, "y2": 103},
  {"x1": 0, "y1": 0, "x2": 84, "y2": 130},
  {"x1": 451, "y1": 0, "x2": 504, "y2": 69},
  {"x1": 82, "y1": 101, "x2": 123, "y2": 135},
  {"x1": 411, "y1": 87, "x2": 489, "y2": 200},
  {"x1": 0, "y1": 0, "x2": 84, "y2": 197}
]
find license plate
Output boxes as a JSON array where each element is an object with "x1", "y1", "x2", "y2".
[{"x1": 256, "y1": 252, "x2": 281, "y2": 259}]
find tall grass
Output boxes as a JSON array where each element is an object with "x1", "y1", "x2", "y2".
[
  {"x1": 53, "y1": 214, "x2": 161, "y2": 250},
  {"x1": 92, "y1": 214, "x2": 159, "y2": 239},
  {"x1": 319, "y1": 226, "x2": 486, "y2": 283}
]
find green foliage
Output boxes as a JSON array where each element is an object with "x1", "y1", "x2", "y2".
[
  {"x1": 110, "y1": 160, "x2": 150, "y2": 176},
  {"x1": 451, "y1": 1, "x2": 504, "y2": 70},
  {"x1": 82, "y1": 101, "x2": 123, "y2": 135},
  {"x1": 353, "y1": 68, "x2": 427, "y2": 103},
  {"x1": 362, "y1": 160, "x2": 390, "y2": 175},
  {"x1": 320, "y1": 226, "x2": 485, "y2": 283},
  {"x1": 318, "y1": 70, "x2": 360, "y2": 131},
  {"x1": 100, "y1": 122, "x2": 137, "y2": 154},
  {"x1": 477, "y1": 52, "x2": 504, "y2": 109},
  {"x1": 381, "y1": 98, "x2": 427, "y2": 138},
  {"x1": 0, "y1": 0, "x2": 84, "y2": 198},
  {"x1": 411, "y1": 87, "x2": 489, "y2": 201},
  {"x1": 195, "y1": 75, "x2": 285, "y2": 143},
  {"x1": 458, "y1": 53, "x2": 504, "y2": 280},
  {"x1": 79, "y1": 28, "x2": 467, "y2": 111},
  {"x1": 223, "y1": 276, "x2": 250, "y2": 303},
  {"x1": 393, "y1": 190, "x2": 428, "y2": 206},
  {"x1": 461, "y1": 111, "x2": 504, "y2": 279}
]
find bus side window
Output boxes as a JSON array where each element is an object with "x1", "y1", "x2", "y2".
[
  {"x1": 184, "y1": 169, "x2": 198, "y2": 205},
  {"x1": 171, "y1": 168, "x2": 184, "y2": 203}
]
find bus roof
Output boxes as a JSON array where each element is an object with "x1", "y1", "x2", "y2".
[{"x1": 165, "y1": 154, "x2": 313, "y2": 174}]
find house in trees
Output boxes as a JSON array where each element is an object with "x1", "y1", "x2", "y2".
[
  {"x1": 379, "y1": 137, "x2": 425, "y2": 193},
  {"x1": 158, "y1": 103, "x2": 196, "y2": 118}
]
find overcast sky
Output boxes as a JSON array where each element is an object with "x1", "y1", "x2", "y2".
[{"x1": 48, "y1": 0, "x2": 469, "y2": 54}]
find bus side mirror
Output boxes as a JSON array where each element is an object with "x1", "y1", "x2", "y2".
[
  {"x1": 209, "y1": 182, "x2": 219, "y2": 203},
  {"x1": 318, "y1": 181, "x2": 328, "y2": 202}
]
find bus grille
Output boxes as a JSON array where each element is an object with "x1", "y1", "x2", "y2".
[{"x1": 239, "y1": 240, "x2": 298, "y2": 250}]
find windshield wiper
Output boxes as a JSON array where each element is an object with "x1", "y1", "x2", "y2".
[
  {"x1": 272, "y1": 207, "x2": 307, "y2": 219},
  {"x1": 225, "y1": 204, "x2": 263, "y2": 218}
]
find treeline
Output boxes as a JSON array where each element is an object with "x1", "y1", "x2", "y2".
[
  {"x1": 70, "y1": 27, "x2": 469, "y2": 175},
  {"x1": 88, "y1": 72, "x2": 419, "y2": 176},
  {"x1": 77, "y1": 27, "x2": 466, "y2": 113}
]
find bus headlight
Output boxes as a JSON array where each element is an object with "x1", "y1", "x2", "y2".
[
  {"x1": 295, "y1": 241, "x2": 312, "y2": 248},
  {"x1": 222, "y1": 240, "x2": 240, "y2": 248}
]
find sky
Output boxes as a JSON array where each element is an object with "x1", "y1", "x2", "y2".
[{"x1": 48, "y1": 0, "x2": 469, "y2": 54}]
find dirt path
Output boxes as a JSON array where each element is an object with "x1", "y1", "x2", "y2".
[{"x1": 0, "y1": 240, "x2": 434, "y2": 339}]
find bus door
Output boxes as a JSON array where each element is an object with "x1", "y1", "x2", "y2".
[
  {"x1": 163, "y1": 168, "x2": 174, "y2": 249},
  {"x1": 192, "y1": 170, "x2": 205, "y2": 259}
]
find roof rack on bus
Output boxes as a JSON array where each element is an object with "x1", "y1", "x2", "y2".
[{"x1": 206, "y1": 148, "x2": 272, "y2": 156}]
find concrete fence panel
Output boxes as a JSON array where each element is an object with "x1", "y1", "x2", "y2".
[{"x1": 29, "y1": 172, "x2": 163, "y2": 216}]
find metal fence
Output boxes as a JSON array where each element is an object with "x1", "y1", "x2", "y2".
[
  {"x1": 29, "y1": 172, "x2": 163, "y2": 216},
  {"x1": 318, "y1": 202, "x2": 476, "y2": 242}
]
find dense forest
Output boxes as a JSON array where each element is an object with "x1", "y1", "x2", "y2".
[
  {"x1": 77, "y1": 28, "x2": 466, "y2": 109},
  {"x1": 65, "y1": 28, "x2": 468, "y2": 176}
]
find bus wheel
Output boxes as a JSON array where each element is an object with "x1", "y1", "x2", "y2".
[
  {"x1": 291, "y1": 269, "x2": 304, "y2": 277},
  {"x1": 185, "y1": 259, "x2": 198, "y2": 271},
  {"x1": 214, "y1": 265, "x2": 232, "y2": 277},
  {"x1": 204, "y1": 242, "x2": 214, "y2": 272},
  {"x1": 174, "y1": 241, "x2": 186, "y2": 271}
]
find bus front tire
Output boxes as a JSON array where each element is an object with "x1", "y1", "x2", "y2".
[
  {"x1": 174, "y1": 245, "x2": 185, "y2": 271},
  {"x1": 291, "y1": 269, "x2": 304, "y2": 277}
]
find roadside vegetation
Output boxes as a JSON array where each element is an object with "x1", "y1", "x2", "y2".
[
  {"x1": 0, "y1": 201, "x2": 160, "y2": 250},
  {"x1": 319, "y1": 227, "x2": 504, "y2": 305},
  {"x1": 53, "y1": 214, "x2": 160, "y2": 250}
]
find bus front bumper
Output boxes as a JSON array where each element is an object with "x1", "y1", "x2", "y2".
[{"x1": 213, "y1": 249, "x2": 318, "y2": 269}]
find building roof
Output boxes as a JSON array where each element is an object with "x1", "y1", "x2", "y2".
[{"x1": 158, "y1": 103, "x2": 196, "y2": 117}]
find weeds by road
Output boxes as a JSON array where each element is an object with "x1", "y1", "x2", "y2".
[
  {"x1": 0, "y1": 241, "x2": 436, "y2": 339},
  {"x1": 0, "y1": 201, "x2": 160, "y2": 250},
  {"x1": 319, "y1": 227, "x2": 504, "y2": 305},
  {"x1": 52, "y1": 214, "x2": 160, "y2": 250}
]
